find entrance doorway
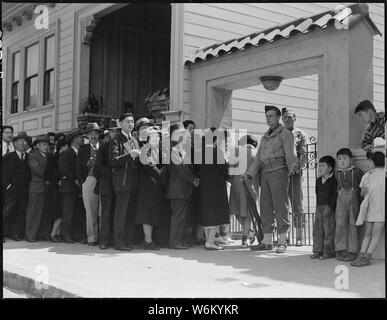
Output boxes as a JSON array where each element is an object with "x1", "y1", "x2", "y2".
[
  {"x1": 89, "y1": 4, "x2": 171, "y2": 118},
  {"x1": 229, "y1": 75, "x2": 319, "y2": 245}
]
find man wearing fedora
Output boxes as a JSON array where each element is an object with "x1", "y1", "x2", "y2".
[
  {"x1": 95, "y1": 119, "x2": 120, "y2": 249},
  {"x1": 25, "y1": 135, "x2": 50, "y2": 241},
  {"x1": 109, "y1": 113, "x2": 141, "y2": 251},
  {"x1": 59, "y1": 129, "x2": 83, "y2": 243},
  {"x1": 3, "y1": 131, "x2": 31, "y2": 241},
  {"x1": 243, "y1": 105, "x2": 297, "y2": 253},
  {"x1": 76, "y1": 122, "x2": 102, "y2": 246},
  {"x1": 2, "y1": 125, "x2": 15, "y2": 155}
]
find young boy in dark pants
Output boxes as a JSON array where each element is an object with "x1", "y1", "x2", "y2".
[{"x1": 311, "y1": 156, "x2": 337, "y2": 260}]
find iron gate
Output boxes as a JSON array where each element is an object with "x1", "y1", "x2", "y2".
[{"x1": 229, "y1": 137, "x2": 318, "y2": 246}]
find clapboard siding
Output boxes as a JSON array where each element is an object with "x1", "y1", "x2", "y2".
[{"x1": 184, "y1": 2, "x2": 385, "y2": 132}]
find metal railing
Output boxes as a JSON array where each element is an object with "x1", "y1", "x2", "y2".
[{"x1": 229, "y1": 137, "x2": 318, "y2": 246}]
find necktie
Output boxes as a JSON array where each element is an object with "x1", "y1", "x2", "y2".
[
  {"x1": 6, "y1": 143, "x2": 10, "y2": 154},
  {"x1": 21, "y1": 153, "x2": 25, "y2": 161}
]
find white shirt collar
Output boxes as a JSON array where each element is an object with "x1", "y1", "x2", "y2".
[
  {"x1": 15, "y1": 150, "x2": 24, "y2": 159},
  {"x1": 121, "y1": 131, "x2": 131, "y2": 140},
  {"x1": 71, "y1": 146, "x2": 78, "y2": 154},
  {"x1": 90, "y1": 142, "x2": 99, "y2": 150}
]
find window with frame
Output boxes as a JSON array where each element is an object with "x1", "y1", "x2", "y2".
[
  {"x1": 24, "y1": 42, "x2": 39, "y2": 110},
  {"x1": 9, "y1": 33, "x2": 56, "y2": 114},
  {"x1": 43, "y1": 35, "x2": 55, "y2": 105},
  {"x1": 11, "y1": 51, "x2": 20, "y2": 114}
]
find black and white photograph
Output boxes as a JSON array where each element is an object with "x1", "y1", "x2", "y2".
[{"x1": 1, "y1": 1, "x2": 385, "y2": 303}]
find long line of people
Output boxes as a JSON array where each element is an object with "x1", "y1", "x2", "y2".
[
  {"x1": 2, "y1": 99, "x2": 385, "y2": 264},
  {"x1": 2, "y1": 115, "x2": 239, "y2": 251}
]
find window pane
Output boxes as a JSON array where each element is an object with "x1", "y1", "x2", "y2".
[
  {"x1": 12, "y1": 52, "x2": 20, "y2": 81},
  {"x1": 11, "y1": 82, "x2": 19, "y2": 114},
  {"x1": 24, "y1": 76, "x2": 38, "y2": 109},
  {"x1": 45, "y1": 35, "x2": 55, "y2": 70},
  {"x1": 43, "y1": 69, "x2": 54, "y2": 105},
  {"x1": 26, "y1": 43, "x2": 39, "y2": 77}
]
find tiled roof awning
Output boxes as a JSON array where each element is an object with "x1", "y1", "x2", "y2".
[{"x1": 185, "y1": 3, "x2": 381, "y2": 66}]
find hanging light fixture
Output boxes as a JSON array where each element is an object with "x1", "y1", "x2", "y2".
[{"x1": 260, "y1": 76, "x2": 283, "y2": 91}]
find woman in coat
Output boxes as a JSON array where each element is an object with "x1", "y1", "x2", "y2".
[
  {"x1": 229, "y1": 135, "x2": 260, "y2": 247},
  {"x1": 199, "y1": 128, "x2": 230, "y2": 250},
  {"x1": 135, "y1": 126, "x2": 167, "y2": 250}
]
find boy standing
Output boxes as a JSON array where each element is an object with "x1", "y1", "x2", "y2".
[
  {"x1": 335, "y1": 148, "x2": 363, "y2": 261},
  {"x1": 311, "y1": 156, "x2": 337, "y2": 260}
]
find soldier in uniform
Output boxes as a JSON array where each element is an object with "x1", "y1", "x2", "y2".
[
  {"x1": 243, "y1": 105, "x2": 297, "y2": 253},
  {"x1": 281, "y1": 107, "x2": 309, "y2": 246}
]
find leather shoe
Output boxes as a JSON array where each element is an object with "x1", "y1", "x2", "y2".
[
  {"x1": 170, "y1": 244, "x2": 189, "y2": 249},
  {"x1": 88, "y1": 241, "x2": 98, "y2": 246},
  {"x1": 26, "y1": 238, "x2": 37, "y2": 242},
  {"x1": 11, "y1": 235, "x2": 22, "y2": 241},
  {"x1": 64, "y1": 238, "x2": 75, "y2": 244},
  {"x1": 276, "y1": 244, "x2": 287, "y2": 253},
  {"x1": 115, "y1": 246, "x2": 132, "y2": 251},
  {"x1": 141, "y1": 240, "x2": 160, "y2": 250},
  {"x1": 50, "y1": 235, "x2": 61, "y2": 243},
  {"x1": 129, "y1": 244, "x2": 140, "y2": 249},
  {"x1": 205, "y1": 243, "x2": 224, "y2": 250},
  {"x1": 250, "y1": 243, "x2": 273, "y2": 251},
  {"x1": 80, "y1": 239, "x2": 88, "y2": 244},
  {"x1": 99, "y1": 244, "x2": 108, "y2": 250}
]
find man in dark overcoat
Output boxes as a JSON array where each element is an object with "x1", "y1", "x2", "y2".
[
  {"x1": 109, "y1": 113, "x2": 140, "y2": 251},
  {"x1": 3, "y1": 131, "x2": 31, "y2": 241},
  {"x1": 59, "y1": 129, "x2": 83, "y2": 243}
]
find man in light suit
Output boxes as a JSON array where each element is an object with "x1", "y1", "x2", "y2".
[
  {"x1": 109, "y1": 113, "x2": 140, "y2": 251},
  {"x1": 25, "y1": 135, "x2": 50, "y2": 241}
]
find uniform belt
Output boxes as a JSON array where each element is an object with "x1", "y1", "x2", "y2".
[{"x1": 261, "y1": 157, "x2": 286, "y2": 172}]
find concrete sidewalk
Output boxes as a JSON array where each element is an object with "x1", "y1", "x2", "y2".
[{"x1": 3, "y1": 240, "x2": 385, "y2": 298}]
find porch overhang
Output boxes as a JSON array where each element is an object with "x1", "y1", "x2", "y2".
[{"x1": 185, "y1": 3, "x2": 381, "y2": 66}]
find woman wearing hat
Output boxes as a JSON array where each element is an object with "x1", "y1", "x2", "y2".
[
  {"x1": 199, "y1": 128, "x2": 230, "y2": 250},
  {"x1": 135, "y1": 126, "x2": 167, "y2": 249}
]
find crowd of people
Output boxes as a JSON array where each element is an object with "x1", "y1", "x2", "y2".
[{"x1": 2, "y1": 99, "x2": 385, "y2": 267}]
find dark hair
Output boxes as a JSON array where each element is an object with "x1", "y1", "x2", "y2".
[
  {"x1": 319, "y1": 155, "x2": 335, "y2": 171},
  {"x1": 55, "y1": 133, "x2": 66, "y2": 142},
  {"x1": 183, "y1": 120, "x2": 196, "y2": 129},
  {"x1": 119, "y1": 113, "x2": 134, "y2": 122},
  {"x1": 354, "y1": 100, "x2": 376, "y2": 114},
  {"x1": 2, "y1": 125, "x2": 14, "y2": 133},
  {"x1": 47, "y1": 132, "x2": 55, "y2": 137},
  {"x1": 247, "y1": 135, "x2": 258, "y2": 148},
  {"x1": 56, "y1": 137, "x2": 67, "y2": 153},
  {"x1": 336, "y1": 148, "x2": 353, "y2": 158},
  {"x1": 239, "y1": 135, "x2": 258, "y2": 148},
  {"x1": 366, "y1": 150, "x2": 385, "y2": 167}
]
